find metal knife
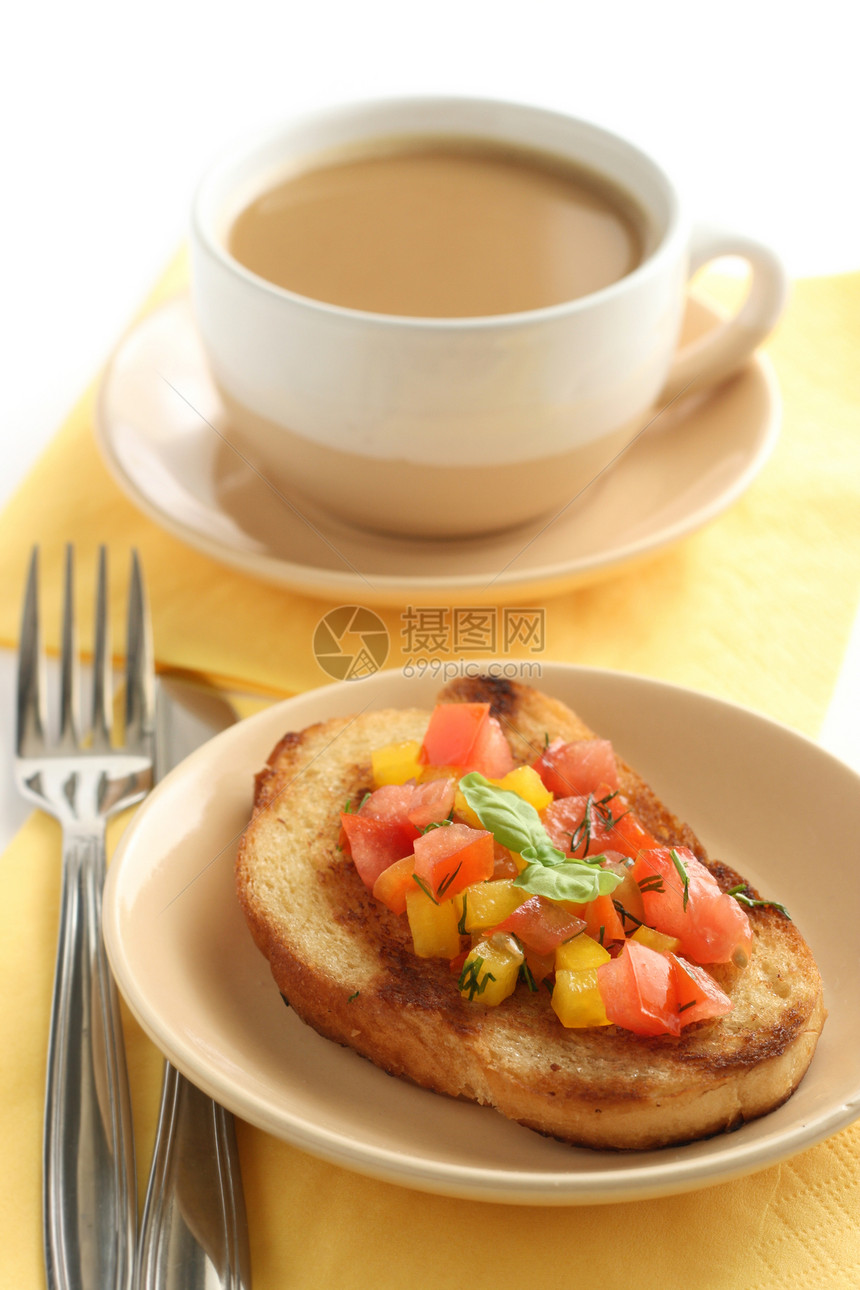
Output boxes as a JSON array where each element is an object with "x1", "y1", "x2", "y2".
[{"x1": 135, "y1": 676, "x2": 252, "y2": 1289}]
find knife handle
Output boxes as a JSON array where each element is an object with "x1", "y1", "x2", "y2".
[{"x1": 136, "y1": 1061, "x2": 251, "y2": 1290}]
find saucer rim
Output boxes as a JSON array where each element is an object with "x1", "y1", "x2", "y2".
[{"x1": 95, "y1": 293, "x2": 781, "y2": 606}]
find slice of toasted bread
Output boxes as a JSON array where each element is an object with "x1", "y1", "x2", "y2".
[{"x1": 236, "y1": 676, "x2": 825, "y2": 1150}]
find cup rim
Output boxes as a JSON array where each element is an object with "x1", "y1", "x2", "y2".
[{"x1": 190, "y1": 94, "x2": 687, "y2": 330}]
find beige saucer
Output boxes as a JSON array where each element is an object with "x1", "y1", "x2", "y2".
[{"x1": 96, "y1": 295, "x2": 779, "y2": 606}]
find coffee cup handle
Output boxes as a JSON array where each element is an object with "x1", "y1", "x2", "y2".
[{"x1": 660, "y1": 224, "x2": 788, "y2": 403}]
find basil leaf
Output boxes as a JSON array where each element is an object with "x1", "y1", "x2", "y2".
[
  {"x1": 458, "y1": 771, "x2": 623, "y2": 906},
  {"x1": 459, "y1": 772, "x2": 565, "y2": 865},
  {"x1": 515, "y1": 860, "x2": 621, "y2": 904}
]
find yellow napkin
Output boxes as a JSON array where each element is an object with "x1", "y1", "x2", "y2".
[{"x1": 1, "y1": 256, "x2": 859, "y2": 1289}]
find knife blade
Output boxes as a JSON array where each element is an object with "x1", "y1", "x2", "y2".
[{"x1": 136, "y1": 676, "x2": 252, "y2": 1289}]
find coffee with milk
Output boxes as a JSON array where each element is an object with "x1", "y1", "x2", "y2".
[{"x1": 228, "y1": 137, "x2": 649, "y2": 318}]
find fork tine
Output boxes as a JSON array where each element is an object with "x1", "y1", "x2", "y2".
[
  {"x1": 58, "y1": 544, "x2": 79, "y2": 750},
  {"x1": 124, "y1": 548, "x2": 154, "y2": 747},
  {"x1": 15, "y1": 546, "x2": 45, "y2": 755},
  {"x1": 90, "y1": 545, "x2": 112, "y2": 751}
]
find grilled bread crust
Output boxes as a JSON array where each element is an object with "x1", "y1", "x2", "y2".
[{"x1": 235, "y1": 676, "x2": 825, "y2": 1150}]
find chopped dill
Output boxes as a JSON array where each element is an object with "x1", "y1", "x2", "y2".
[
  {"x1": 342, "y1": 791, "x2": 371, "y2": 815},
  {"x1": 411, "y1": 874, "x2": 439, "y2": 905},
  {"x1": 457, "y1": 892, "x2": 469, "y2": 935},
  {"x1": 569, "y1": 789, "x2": 629, "y2": 855},
  {"x1": 420, "y1": 812, "x2": 454, "y2": 834},
  {"x1": 436, "y1": 861, "x2": 463, "y2": 899},
  {"x1": 614, "y1": 899, "x2": 643, "y2": 930},
  {"x1": 670, "y1": 849, "x2": 690, "y2": 910},
  {"x1": 727, "y1": 885, "x2": 791, "y2": 919},
  {"x1": 458, "y1": 955, "x2": 496, "y2": 1001}
]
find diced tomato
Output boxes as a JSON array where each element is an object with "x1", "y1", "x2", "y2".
[
  {"x1": 495, "y1": 894, "x2": 586, "y2": 956},
  {"x1": 468, "y1": 714, "x2": 515, "y2": 778},
  {"x1": 372, "y1": 854, "x2": 420, "y2": 914},
  {"x1": 632, "y1": 847, "x2": 753, "y2": 965},
  {"x1": 412, "y1": 822, "x2": 495, "y2": 901},
  {"x1": 532, "y1": 737, "x2": 619, "y2": 798},
  {"x1": 491, "y1": 841, "x2": 522, "y2": 880},
  {"x1": 543, "y1": 795, "x2": 598, "y2": 857},
  {"x1": 359, "y1": 783, "x2": 416, "y2": 821},
  {"x1": 597, "y1": 941, "x2": 733, "y2": 1036},
  {"x1": 353, "y1": 777, "x2": 456, "y2": 834},
  {"x1": 669, "y1": 954, "x2": 733, "y2": 1025},
  {"x1": 575, "y1": 892, "x2": 626, "y2": 948},
  {"x1": 597, "y1": 940, "x2": 681, "y2": 1037},
  {"x1": 523, "y1": 947, "x2": 556, "y2": 986},
  {"x1": 543, "y1": 792, "x2": 656, "y2": 860},
  {"x1": 339, "y1": 813, "x2": 419, "y2": 889},
  {"x1": 419, "y1": 703, "x2": 490, "y2": 768},
  {"x1": 406, "y1": 777, "x2": 456, "y2": 829},
  {"x1": 604, "y1": 809, "x2": 659, "y2": 858},
  {"x1": 418, "y1": 703, "x2": 514, "y2": 777}
]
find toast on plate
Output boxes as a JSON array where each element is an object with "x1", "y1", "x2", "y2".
[{"x1": 236, "y1": 675, "x2": 825, "y2": 1150}]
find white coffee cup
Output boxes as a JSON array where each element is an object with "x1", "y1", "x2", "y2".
[{"x1": 190, "y1": 97, "x2": 787, "y2": 539}]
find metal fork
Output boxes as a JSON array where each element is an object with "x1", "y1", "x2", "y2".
[{"x1": 15, "y1": 545, "x2": 154, "y2": 1290}]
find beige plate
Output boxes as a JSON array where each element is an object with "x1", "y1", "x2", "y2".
[
  {"x1": 103, "y1": 663, "x2": 859, "y2": 1205},
  {"x1": 95, "y1": 295, "x2": 779, "y2": 606}
]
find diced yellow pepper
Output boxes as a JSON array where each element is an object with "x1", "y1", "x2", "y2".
[
  {"x1": 405, "y1": 889, "x2": 462, "y2": 959},
  {"x1": 459, "y1": 933, "x2": 523, "y2": 1006},
  {"x1": 631, "y1": 924, "x2": 681, "y2": 954},
  {"x1": 371, "y1": 740, "x2": 423, "y2": 786},
  {"x1": 417, "y1": 764, "x2": 459, "y2": 784},
  {"x1": 453, "y1": 788, "x2": 483, "y2": 828},
  {"x1": 459, "y1": 878, "x2": 527, "y2": 933},
  {"x1": 493, "y1": 765, "x2": 554, "y2": 812},
  {"x1": 552, "y1": 968, "x2": 611, "y2": 1028},
  {"x1": 555, "y1": 933, "x2": 611, "y2": 972}
]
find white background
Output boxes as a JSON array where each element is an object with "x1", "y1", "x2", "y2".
[
  {"x1": 2, "y1": 0, "x2": 858, "y2": 475},
  {"x1": 0, "y1": 0, "x2": 857, "y2": 820}
]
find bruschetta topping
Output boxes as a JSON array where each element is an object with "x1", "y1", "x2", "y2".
[{"x1": 338, "y1": 703, "x2": 781, "y2": 1037}]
